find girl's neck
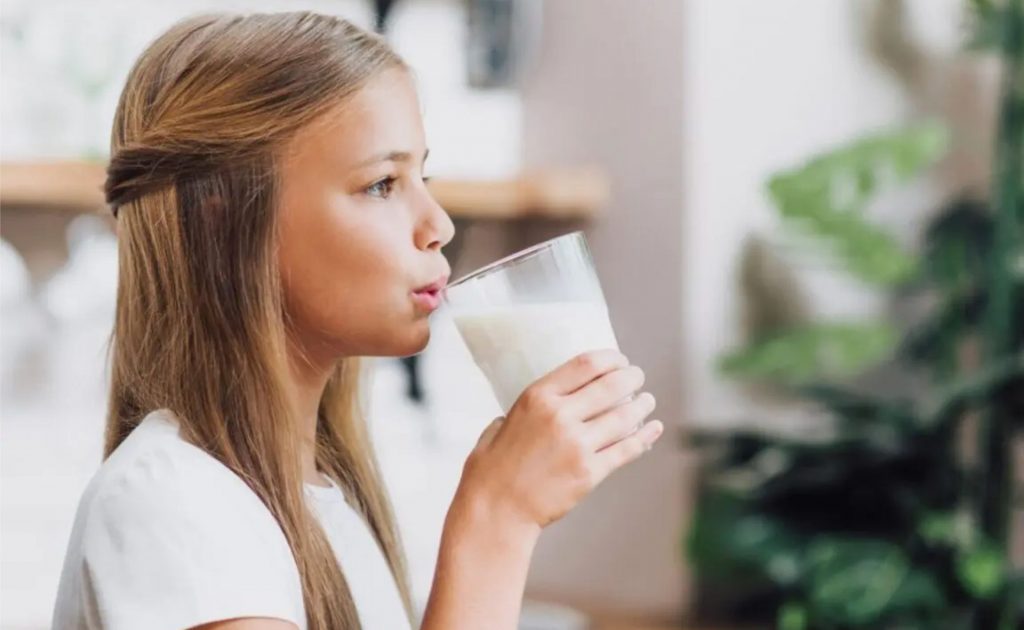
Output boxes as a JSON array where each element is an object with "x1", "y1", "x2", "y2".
[{"x1": 286, "y1": 336, "x2": 335, "y2": 488}]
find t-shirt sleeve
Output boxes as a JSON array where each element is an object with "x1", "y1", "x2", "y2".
[{"x1": 77, "y1": 448, "x2": 306, "y2": 630}]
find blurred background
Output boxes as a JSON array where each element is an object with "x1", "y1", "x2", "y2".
[{"x1": 1, "y1": 1, "x2": 1021, "y2": 629}]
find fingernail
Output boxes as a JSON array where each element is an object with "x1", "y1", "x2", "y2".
[{"x1": 648, "y1": 422, "x2": 664, "y2": 448}]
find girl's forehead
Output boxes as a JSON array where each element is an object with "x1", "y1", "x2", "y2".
[{"x1": 286, "y1": 68, "x2": 426, "y2": 167}]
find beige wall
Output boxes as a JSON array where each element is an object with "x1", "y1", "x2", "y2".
[{"x1": 516, "y1": 0, "x2": 691, "y2": 621}]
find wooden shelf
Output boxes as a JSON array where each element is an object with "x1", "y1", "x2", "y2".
[
  {"x1": 0, "y1": 160, "x2": 608, "y2": 220},
  {"x1": 1, "y1": 161, "x2": 107, "y2": 212}
]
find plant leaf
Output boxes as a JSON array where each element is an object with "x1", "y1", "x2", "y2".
[
  {"x1": 887, "y1": 568, "x2": 947, "y2": 619},
  {"x1": 917, "y1": 509, "x2": 979, "y2": 551},
  {"x1": 719, "y1": 321, "x2": 897, "y2": 384},
  {"x1": 957, "y1": 543, "x2": 1006, "y2": 600},
  {"x1": 806, "y1": 538, "x2": 910, "y2": 626},
  {"x1": 688, "y1": 492, "x2": 804, "y2": 587},
  {"x1": 899, "y1": 288, "x2": 987, "y2": 367},
  {"x1": 966, "y1": 2, "x2": 1012, "y2": 51},
  {"x1": 926, "y1": 352, "x2": 1024, "y2": 426},
  {"x1": 777, "y1": 601, "x2": 808, "y2": 630},
  {"x1": 767, "y1": 124, "x2": 949, "y2": 286}
]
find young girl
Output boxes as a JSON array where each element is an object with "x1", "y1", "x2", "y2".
[{"x1": 52, "y1": 12, "x2": 662, "y2": 630}]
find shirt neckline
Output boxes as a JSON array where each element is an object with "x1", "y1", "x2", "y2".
[
  {"x1": 303, "y1": 474, "x2": 348, "y2": 505},
  {"x1": 143, "y1": 410, "x2": 349, "y2": 506}
]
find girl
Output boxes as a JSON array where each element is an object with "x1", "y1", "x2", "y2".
[{"x1": 52, "y1": 12, "x2": 663, "y2": 630}]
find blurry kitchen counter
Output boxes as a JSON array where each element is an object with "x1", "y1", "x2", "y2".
[{"x1": 0, "y1": 160, "x2": 608, "y2": 220}]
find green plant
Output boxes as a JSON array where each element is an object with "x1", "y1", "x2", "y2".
[{"x1": 688, "y1": 2, "x2": 1023, "y2": 628}]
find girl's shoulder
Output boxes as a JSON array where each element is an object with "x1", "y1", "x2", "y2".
[
  {"x1": 84, "y1": 410, "x2": 271, "y2": 528},
  {"x1": 53, "y1": 409, "x2": 306, "y2": 630},
  {"x1": 77, "y1": 409, "x2": 299, "y2": 568}
]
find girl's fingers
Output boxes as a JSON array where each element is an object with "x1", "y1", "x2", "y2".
[
  {"x1": 564, "y1": 365, "x2": 645, "y2": 421},
  {"x1": 535, "y1": 350, "x2": 628, "y2": 397},
  {"x1": 591, "y1": 420, "x2": 664, "y2": 485},
  {"x1": 582, "y1": 392, "x2": 656, "y2": 451}
]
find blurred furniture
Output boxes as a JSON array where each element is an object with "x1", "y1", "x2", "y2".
[
  {"x1": 1, "y1": 159, "x2": 608, "y2": 402},
  {"x1": 1, "y1": 162, "x2": 112, "y2": 212},
  {"x1": 0, "y1": 160, "x2": 608, "y2": 220}
]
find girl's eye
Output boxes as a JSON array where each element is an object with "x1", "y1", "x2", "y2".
[{"x1": 366, "y1": 176, "x2": 396, "y2": 199}]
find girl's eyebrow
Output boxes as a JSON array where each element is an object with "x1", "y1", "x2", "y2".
[{"x1": 355, "y1": 148, "x2": 430, "y2": 168}]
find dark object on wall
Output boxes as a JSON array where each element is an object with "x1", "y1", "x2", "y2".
[
  {"x1": 466, "y1": 0, "x2": 542, "y2": 89},
  {"x1": 466, "y1": 0, "x2": 515, "y2": 88},
  {"x1": 372, "y1": 0, "x2": 399, "y2": 33}
]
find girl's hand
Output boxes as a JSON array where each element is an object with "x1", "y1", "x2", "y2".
[{"x1": 455, "y1": 349, "x2": 663, "y2": 534}]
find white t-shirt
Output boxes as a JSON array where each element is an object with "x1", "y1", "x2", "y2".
[{"x1": 52, "y1": 409, "x2": 412, "y2": 630}]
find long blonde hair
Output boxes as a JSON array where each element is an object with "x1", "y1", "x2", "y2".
[{"x1": 103, "y1": 13, "x2": 413, "y2": 628}]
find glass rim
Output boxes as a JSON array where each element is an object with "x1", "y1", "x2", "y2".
[{"x1": 446, "y1": 231, "x2": 587, "y2": 291}]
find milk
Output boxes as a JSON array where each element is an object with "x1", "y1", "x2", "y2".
[{"x1": 451, "y1": 301, "x2": 621, "y2": 413}]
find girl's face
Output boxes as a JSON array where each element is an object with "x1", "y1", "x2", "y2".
[{"x1": 277, "y1": 68, "x2": 454, "y2": 363}]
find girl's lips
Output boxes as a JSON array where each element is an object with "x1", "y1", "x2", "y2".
[
  {"x1": 413, "y1": 275, "x2": 449, "y2": 294},
  {"x1": 411, "y1": 274, "x2": 449, "y2": 312},
  {"x1": 411, "y1": 288, "x2": 442, "y2": 311}
]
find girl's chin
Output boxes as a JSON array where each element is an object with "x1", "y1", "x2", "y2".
[{"x1": 391, "y1": 322, "x2": 431, "y2": 358}]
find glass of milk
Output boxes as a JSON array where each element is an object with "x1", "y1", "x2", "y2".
[{"x1": 443, "y1": 232, "x2": 621, "y2": 413}]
